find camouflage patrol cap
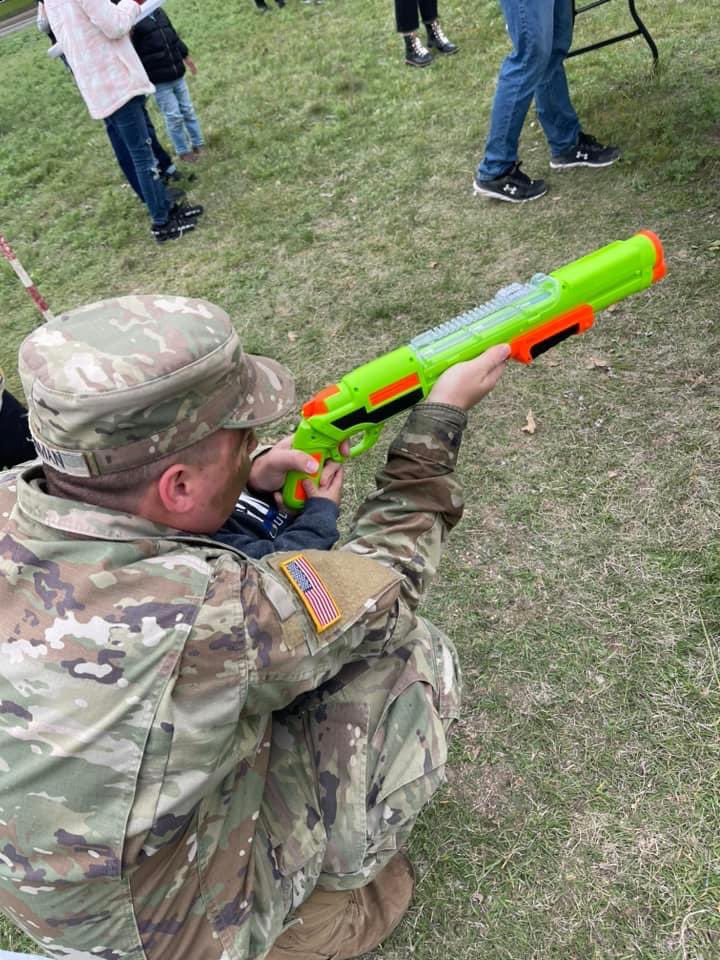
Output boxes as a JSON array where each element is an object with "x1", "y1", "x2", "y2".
[{"x1": 18, "y1": 295, "x2": 296, "y2": 477}]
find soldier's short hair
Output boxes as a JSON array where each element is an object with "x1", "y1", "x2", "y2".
[{"x1": 43, "y1": 428, "x2": 251, "y2": 511}]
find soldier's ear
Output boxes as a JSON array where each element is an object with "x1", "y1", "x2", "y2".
[{"x1": 155, "y1": 462, "x2": 201, "y2": 516}]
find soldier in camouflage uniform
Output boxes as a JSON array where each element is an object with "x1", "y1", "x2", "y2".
[{"x1": 0, "y1": 296, "x2": 509, "y2": 960}]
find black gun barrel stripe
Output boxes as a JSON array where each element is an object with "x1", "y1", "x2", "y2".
[
  {"x1": 331, "y1": 388, "x2": 425, "y2": 431},
  {"x1": 530, "y1": 324, "x2": 580, "y2": 358}
]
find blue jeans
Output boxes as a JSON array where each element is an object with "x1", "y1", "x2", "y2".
[
  {"x1": 104, "y1": 96, "x2": 170, "y2": 225},
  {"x1": 477, "y1": 0, "x2": 581, "y2": 180},
  {"x1": 105, "y1": 101, "x2": 174, "y2": 203},
  {"x1": 154, "y1": 78, "x2": 205, "y2": 156}
]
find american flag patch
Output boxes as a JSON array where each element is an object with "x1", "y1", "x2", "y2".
[{"x1": 279, "y1": 554, "x2": 341, "y2": 632}]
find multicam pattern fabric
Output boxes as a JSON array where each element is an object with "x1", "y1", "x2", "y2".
[
  {"x1": 0, "y1": 404, "x2": 466, "y2": 960},
  {"x1": 18, "y1": 295, "x2": 295, "y2": 477}
]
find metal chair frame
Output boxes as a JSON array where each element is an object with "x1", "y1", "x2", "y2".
[{"x1": 568, "y1": 0, "x2": 659, "y2": 67}]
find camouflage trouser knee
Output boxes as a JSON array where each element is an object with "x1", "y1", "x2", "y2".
[
  {"x1": 263, "y1": 606, "x2": 462, "y2": 915},
  {"x1": 316, "y1": 610, "x2": 461, "y2": 892}
]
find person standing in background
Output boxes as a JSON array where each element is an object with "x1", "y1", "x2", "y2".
[
  {"x1": 473, "y1": 0, "x2": 620, "y2": 203},
  {"x1": 394, "y1": 0, "x2": 458, "y2": 67},
  {"x1": 132, "y1": 9, "x2": 206, "y2": 164},
  {"x1": 43, "y1": 0, "x2": 202, "y2": 241},
  {"x1": 37, "y1": 0, "x2": 189, "y2": 210}
]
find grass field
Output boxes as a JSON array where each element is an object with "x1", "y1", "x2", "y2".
[
  {"x1": 0, "y1": 0, "x2": 719, "y2": 957},
  {"x1": 0, "y1": 0, "x2": 33, "y2": 24}
]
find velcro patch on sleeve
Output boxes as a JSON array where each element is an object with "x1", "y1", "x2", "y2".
[{"x1": 279, "y1": 553, "x2": 342, "y2": 633}]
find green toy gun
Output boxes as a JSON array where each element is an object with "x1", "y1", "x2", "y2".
[{"x1": 282, "y1": 230, "x2": 666, "y2": 509}]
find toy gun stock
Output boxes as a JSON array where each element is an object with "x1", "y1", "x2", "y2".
[{"x1": 282, "y1": 230, "x2": 666, "y2": 509}]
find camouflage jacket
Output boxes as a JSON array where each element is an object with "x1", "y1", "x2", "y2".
[{"x1": 0, "y1": 404, "x2": 467, "y2": 960}]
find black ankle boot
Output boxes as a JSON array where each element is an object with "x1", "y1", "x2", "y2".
[
  {"x1": 403, "y1": 32, "x2": 433, "y2": 67},
  {"x1": 425, "y1": 19, "x2": 458, "y2": 55}
]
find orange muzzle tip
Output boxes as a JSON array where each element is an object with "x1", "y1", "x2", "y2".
[{"x1": 638, "y1": 229, "x2": 667, "y2": 283}]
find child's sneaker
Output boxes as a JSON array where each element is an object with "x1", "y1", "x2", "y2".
[
  {"x1": 550, "y1": 132, "x2": 621, "y2": 169},
  {"x1": 152, "y1": 214, "x2": 195, "y2": 244},
  {"x1": 170, "y1": 201, "x2": 204, "y2": 223},
  {"x1": 152, "y1": 220, "x2": 182, "y2": 243},
  {"x1": 473, "y1": 162, "x2": 547, "y2": 203}
]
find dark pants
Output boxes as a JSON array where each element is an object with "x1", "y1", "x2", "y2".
[
  {"x1": 394, "y1": 0, "x2": 438, "y2": 32},
  {"x1": 104, "y1": 96, "x2": 170, "y2": 226},
  {"x1": 0, "y1": 390, "x2": 36, "y2": 469},
  {"x1": 106, "y1": 101, "x2": 174, "y2": 202}
]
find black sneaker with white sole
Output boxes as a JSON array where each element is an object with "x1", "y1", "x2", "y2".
[
  {"x1": 170, "y1": 201, "x2": 204, "y2": 223},
  {"x1": 152, "y1": 214, "x2": 196, "y2": 244},
  {"x1": 550, "y1": 131, "x2": 621, "y2": 169},
  {"x1": 152, "y1": 220, "x2": 182, "y2": 243},
  {"x1": 473, "y1": 161, "x2": 547, "y2": 203}
]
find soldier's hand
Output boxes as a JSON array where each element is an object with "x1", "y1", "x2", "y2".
[
  {"x1": 248, "y1": 436, "x2": 319, "y2": 494},
  {"x1": 427, "y1": 344, "x2": 510, "y2": 410},
  {"x1": 249, "y1": 438, "x2": 349, "y2": 500}
]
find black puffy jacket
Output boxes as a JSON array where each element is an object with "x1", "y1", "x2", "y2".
[{"x1": 131, "y1": 10, "x2": 189, "y2": 84}]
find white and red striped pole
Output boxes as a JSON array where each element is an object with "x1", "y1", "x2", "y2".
[{"x1": 0, "y1": 234, "x2": 55, "y2": 323}]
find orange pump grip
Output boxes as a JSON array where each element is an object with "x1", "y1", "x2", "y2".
[{"x1": 509, "y1": 304, "x2": 595, "y2": 364}]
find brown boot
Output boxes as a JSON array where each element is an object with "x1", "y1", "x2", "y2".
[{"x1": 267, "y1": 851, "x2": 415, "y2": 960}]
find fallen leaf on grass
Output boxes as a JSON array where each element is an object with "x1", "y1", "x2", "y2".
[
  {"x1": 585, "y1": 355, "x2": 611, "y2": 371},
  {"x1": 607, "y1": 470, "x2": 620, "y2": 479},
  {"x1": 521, "y1": 410, "x2": 537, "y2": 434}
]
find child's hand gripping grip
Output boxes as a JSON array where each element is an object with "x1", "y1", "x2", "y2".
[
  {"x1": 281, "y1": 423, "x2": 383, "y2": 510},
  {"x1": 282, "y1": 450, "x2": 327, "y2": 512}
]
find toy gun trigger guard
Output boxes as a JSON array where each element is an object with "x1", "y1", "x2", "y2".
[
  {"x1": 346, "y1": 425, "x2": 383, "y2": 458},
  {"x1": 509, "y1": 304, "x2": 595, "y2": 364}
]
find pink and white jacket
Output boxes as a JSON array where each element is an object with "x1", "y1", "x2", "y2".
[{"x1": 45, "y1": 0, "x2": 154, "y2": 120}]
